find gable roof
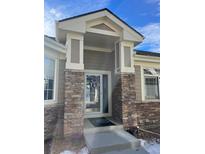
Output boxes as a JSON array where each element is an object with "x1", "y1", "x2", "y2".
[
  {"x1": 135, "y1": 50, "x2": 160, "y2": 57},
  {"x1": 58, "y1": 8, "x2": 144, "y2": 39}
]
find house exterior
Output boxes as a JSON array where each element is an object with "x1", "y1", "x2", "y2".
[{"x1": 44, "y1": 8, "x2": 160, "y2": 141}]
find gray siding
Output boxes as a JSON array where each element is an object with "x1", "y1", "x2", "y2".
[
  {"x1": 84, "y1": 50, "x2": 114, "y2": 71},
  {"x1": 57, "y1": 59, "x2": 65, "y2": 104}
]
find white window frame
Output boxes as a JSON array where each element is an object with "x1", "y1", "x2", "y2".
[
  {"x1": 44, "y1": 55, "x2": 59, "y2": 105},
  {"x1": 142, "y1": 67, "x2": 160, "y2": 102}
]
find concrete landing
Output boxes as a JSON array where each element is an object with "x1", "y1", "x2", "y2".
[
  {"x1": 103, "y1": 147, "x2": 149, "y2": 154},
  {"x1": 84, "y1": 130, "x2": 148, "y2": 154}
]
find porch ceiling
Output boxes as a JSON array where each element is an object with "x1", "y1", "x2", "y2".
[{"x1": 84, "y1": 32, "x2": 119, "y2": 49}]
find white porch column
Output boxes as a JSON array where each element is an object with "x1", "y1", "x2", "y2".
[
  {"x1": 115, "y1": 41, "x2": 135, "y2": 73},
  {"x1": 65, "y1": 32, "x2": 84, "y2": 70}
]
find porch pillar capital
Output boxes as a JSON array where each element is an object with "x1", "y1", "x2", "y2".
[
  {"x1": 115, "y1": 40, "x2": 135, "y2": 73},
  {"x1": 65, "y1": 32, "x2": 84, "y2": 70}
]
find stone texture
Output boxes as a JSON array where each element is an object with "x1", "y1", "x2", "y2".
[
  {"x1": 44, "y1": 103, "x2": 64, "y2": 140},
  {"x1": 112, "y1": 74, "x2": 123, "y2": 124},
  {"x1": 135, "y1": 102, "x2": 160, "y2": 130},
  {"x1": 112, "y1": 65, "x2": 160, "y2": 130},
  {"x1": 134, "y1": 65, "x2": 160, "y2": 129},
  {"x1": 64, "y1": 70, "x2": 85, "y2": 136},
  {"x1": 112, "y1": 73, "x2": 137, "y2": 127},
  {"x1": 121, "y1": 73, "x2": 138, "y2": 128}
]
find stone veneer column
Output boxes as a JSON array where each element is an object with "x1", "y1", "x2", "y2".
[
  {"x1": 64, "y1": 69, "x2": 84, "y2": 137},
  {"x1": 121, "y1": 73, "x2": 138, "y2": 128},
  {"x1": 112, "y1": 75, "x2": 123, "y2": 123},
  {"x1": 112, "y1": 73, "x2": 138, "y2": 128}
]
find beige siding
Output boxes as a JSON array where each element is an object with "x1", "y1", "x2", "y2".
[
  {"x1": 57, "y1": 59, "x2": 65, "y2": 104},
  {"x1": 135, "y1": 65, "x2": 142, "y2": 102},
  {"x1": 135, "y1": 61, "x2": 160, "y2": 68},
  {"x1": 84, "y1": 50, "x2": 114, "y2": 71},
  {"x1": 91, "y1": 23, "x2": 115, "y2": 32},
  {"x1": 71, "y1": 39, "x2": 80, "y2": 63},
  {"x1": 124, "y1": 46, "x2": 131, "y2": 67}
]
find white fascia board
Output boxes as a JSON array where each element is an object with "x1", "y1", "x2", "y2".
[
  {"x1": 134, "y1": 55, "x2": 160, "y2": 63},
  {"x1": 44, "y1": 37, "x2": 66, "y2": 54},
  {"x1": 58, "y1": 9, "x2": 143, "y2": 42},
  {"x1": 106, "y1": 13, "x2": 144, "y2": 42}
]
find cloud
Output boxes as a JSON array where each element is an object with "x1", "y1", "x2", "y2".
[
  {"x1": 135, "y1": 23, "x2": 160, "y2": 52},
  {"x1": 44, "y1": 0, "x2": 111, "y2": 36}
]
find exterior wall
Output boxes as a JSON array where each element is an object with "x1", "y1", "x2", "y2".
[
  {"x1": 45, "y1": 38, "x2": 160, "y2": 141},
  {"x1": 135, "y1": 102, "x2": 160, "y2": 129},
  {"x1": 44, "y1": 103, "x2": 64, "y2": 140},
  {"x1": 112, "y1": 64, "x2": 160, "y2": 130},
  {"x1": 135, "y1": 65, "x2": 142, "y2": 103},
  {"x1": 133, "y1": 64, "x2": 160, "y2": 129},
  {"x1": 112, "y1": 74, "x2": 122, "y2": 123},
  {"x1": 84, "y1": 50, "x2": 114, "y2": 71},
  {"x1": 64, "y1": 70, "x2": 85, "y2": 136},
  {"x1": 57, "y1": 60, "x2": 65, "y2": 103},
  {"x1": 112, "y1": 73, "x2": 137, "y2": 126},
  {"x1": 121, "y1": 73, "x2": 138, "y2": 128},
  {"x1": 44, "y1": 57, "x2": 65, "y2": 140}
]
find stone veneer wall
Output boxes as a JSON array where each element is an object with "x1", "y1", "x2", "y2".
[
  {"x1": 112, "y1": 65, "x2": 160, "y2": 130},
  {"x1": 44, "y1": 103, "x2": 64, "y2": 140},
  {"x1": 112, "y1": 73, "x2": 137, "y2": 126},
  {"x1": 112, "y1": 75, "x2": 123, "y2": 123},
  {"x1": 135, "y1": 102, "x2": 160, "y2": 129},
  {"x1": 64, "y1": 70, "x2": 84, "y2": 137},
  {"x1": 134, "y1": 65, "x2": 160, "y2": 129},
  {"x1": 121, "y1": 73, "x2": 138, "y2": 128}
]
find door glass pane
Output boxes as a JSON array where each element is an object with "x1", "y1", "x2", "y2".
[
  {"x1": 103, "y1": 75, "x2": 108, "y2": 113},
  {"x1": 85, "y1": 75, "x2": 101, "y2": 113}
]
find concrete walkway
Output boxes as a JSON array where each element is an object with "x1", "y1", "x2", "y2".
[{"x1": 84, "y1": 129, "x2": 149, "y2": 154}]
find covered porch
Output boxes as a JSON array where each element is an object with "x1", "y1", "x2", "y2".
[{"x1": 55, "y1": 9, "x2": 143, "y2": 136}]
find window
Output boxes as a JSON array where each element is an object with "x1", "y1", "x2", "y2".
[
  {"x1": 44, "y1": 57, "x2": 55, "y2": 100},
  {"x1": 144, "y1": 68, "x2": 160, "y2": 100}
]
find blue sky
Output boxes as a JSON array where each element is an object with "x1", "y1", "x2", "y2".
[{"x1": 45, "y1": 0, "x2": 160, "y2": 52}]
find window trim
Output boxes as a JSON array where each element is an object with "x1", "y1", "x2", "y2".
[
  {"x1": 44, "y1": 56, "x2": 59, "y2": 105},
  {"x1": 142, "y1": 67, "x2": 160, "y2": 102}
]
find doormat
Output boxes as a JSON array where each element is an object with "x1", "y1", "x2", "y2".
[{"x1": 88, "y1": 117, "x2": 115, "y2": 127}]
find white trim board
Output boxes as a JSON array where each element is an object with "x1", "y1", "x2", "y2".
[{"x1": 84, "y1": 46, "x2": 112, "y2": 52}]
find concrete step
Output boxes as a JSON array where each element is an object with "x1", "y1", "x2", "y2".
[
  {"x1": 84, "y1": 125, "x2": 124, "y2": 134},
  {"x1": 84, "y1": 130, "x2": 142, "y2": 154}
]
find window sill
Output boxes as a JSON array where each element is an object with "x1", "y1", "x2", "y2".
[
  {"x1": 142, "y1": 99, "x2": 160, "y2": 103},
  {"x1": 44, "y1": 100, "x2": 57, "y2": 106}
]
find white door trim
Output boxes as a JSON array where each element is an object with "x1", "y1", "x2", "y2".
[{"x1": 84, "y1": 69, "x2": 112, "y2": 118}]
